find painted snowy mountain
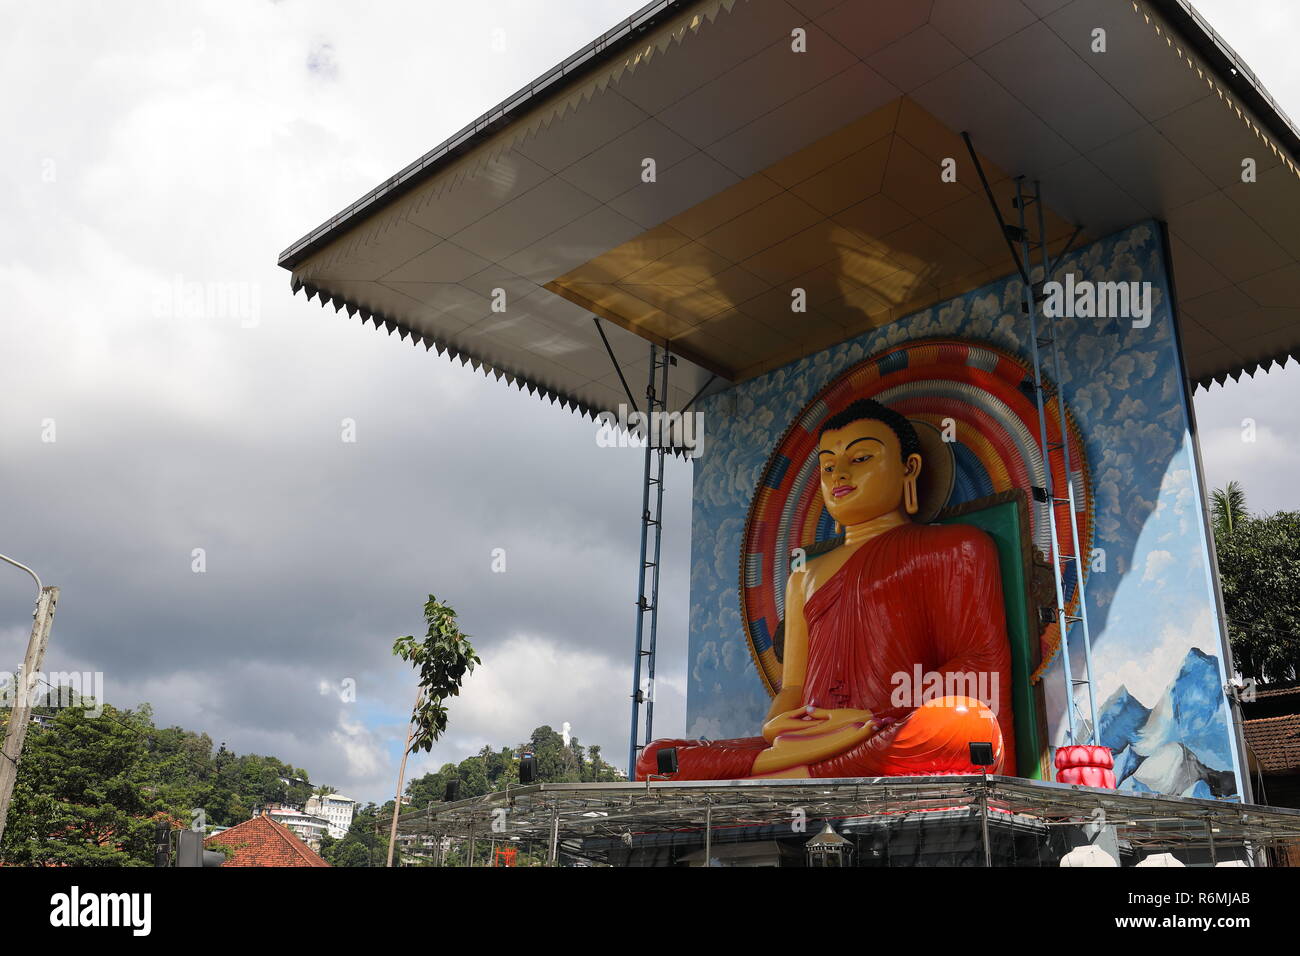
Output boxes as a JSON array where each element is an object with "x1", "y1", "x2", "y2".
[
  {"x1": 1096, "y1": 647, "x2": 1237, "y2": 799},
  {"x1": 1097, "y1": 685, "x2": 1151, "y2": 754}
]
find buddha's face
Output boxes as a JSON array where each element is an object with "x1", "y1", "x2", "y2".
[{"x1": 817, "y1": 417, "x2": 922, "y2": 525}]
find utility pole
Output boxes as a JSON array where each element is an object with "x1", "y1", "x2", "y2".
[{"x1": 0, "y1": 578, "x2": 58, "y2": 846}]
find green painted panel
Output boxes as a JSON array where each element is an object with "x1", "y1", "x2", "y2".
[{"x1": 938, "y1": 498, "x2": 1046, "y2": 779}]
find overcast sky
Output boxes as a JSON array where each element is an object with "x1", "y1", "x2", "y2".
[{"x1": 1, "y1": 0, "x2": 1297, "y2": 805}]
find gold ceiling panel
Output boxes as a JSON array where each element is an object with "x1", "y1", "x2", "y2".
[
  {"x1": 832, "y1": 194, "x2": 917, "y2": 251},
  {"x1": 666, "y1": 174, "x2": 785, "y2": 240},
  {"x1": 820, "y1": 282, "x2": 896, "y2": 329},
  {"x1": 546, "y1": 96, "x2": 1083, "y2": 382},
  {"x1": 741, "y1": 223, "x2": 864, "y2": 286},
  {"x1": 765, "y1": 99, "x2": 902, "y2": 190},
  {"x1": 620, "y1": 240, "x2": 735, "y2": 287},
  {"x1": 696, "y1": 263, "x2": 771, "y2": 305},
  {"x1": 789, "y1": 136, "x2": 892, "y2": 216},
  {"x1": 558, "y1": 224, "x2": 694, "y2": 285},
  {"x1": 618, "y1": 283, "x2": 732, "y2": 325},
  {"x1": 692, "y1": 191, "x2": 825, "y2": 262}
]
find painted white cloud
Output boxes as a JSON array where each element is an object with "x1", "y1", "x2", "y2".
[{"x1": 1142, "y1": 549, "x2": 1175, "y2": 583}]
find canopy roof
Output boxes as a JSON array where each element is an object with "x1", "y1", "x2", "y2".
[{"x1": 279, "y1": 0, "x2": 1300, "y2": 414}]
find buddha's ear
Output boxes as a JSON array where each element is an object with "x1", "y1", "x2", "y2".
[{"x1": 902, "y1": 452, "x2": 923, "y2": 516}]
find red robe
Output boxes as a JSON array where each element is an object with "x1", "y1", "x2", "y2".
[{"x1": 637, "y1": 523, "x2": 1016, "y2": 779}]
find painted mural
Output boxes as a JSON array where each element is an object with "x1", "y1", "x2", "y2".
[{"x1": 684, "y1": 220, "x2": 1244, "y2": 800}]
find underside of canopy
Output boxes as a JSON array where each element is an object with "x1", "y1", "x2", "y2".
[{"x1": 280, "y1": 0, "x2": 1300, "y2": 415}]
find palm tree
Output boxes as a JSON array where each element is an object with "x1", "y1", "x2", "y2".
[{"x1": 1211, "y1": 481, "x2": 1249, "y2": 539}]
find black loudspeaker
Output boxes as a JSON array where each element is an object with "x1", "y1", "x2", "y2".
[
  {"x1": 968, "y1": 742, "x2": 995, "y2": 768},
  {"x1": 444, "y1": 779, "x2": 461, "y2": 802},
  {"x1": 519, "y1": 753, "x2": 537, "y2": 784},
  {"x1": 657, "y1": 747, "x2": 679, "y2": 775}
]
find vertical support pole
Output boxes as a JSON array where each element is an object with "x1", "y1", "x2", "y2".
[
  {"x1": 467, "y1": 827, "x2": 475, "y2": 868},
  {"x1": 0, "y1": 585, "x2": 58, "y2": 846},
  {"x1": 979, "y1": 772, "x2": 992, "y2": 868},
  {"x1": 643, "y1": 347, "x2": 669, "y2": 751},
  {"x1": 627, "y1": 343, "x2": 667, "y2": 778},
  {"x1": 1033, "y1": 187, "x2": 1099, "y2": 743},
  {"x1": 960, "y1": 142, "x2": 1098, "y2": 749},
  {"x1": 549, "y1": 804, "x2": 560, "y2": 866},
  {"x1": 1016, "y1": 180, "x2": 1092, "y2": 745},
  {"x1": 704, "y1": 801, "x2": 713, "y2": 867},
  {"x1": 1206, "y1": 818, "x2": 1217, "y2": 867}
]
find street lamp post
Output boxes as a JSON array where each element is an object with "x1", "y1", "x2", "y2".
[{"x1": 0, "y1": 553, "x2": 59, "y2": 846}]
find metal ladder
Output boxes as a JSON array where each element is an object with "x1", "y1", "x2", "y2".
[
  {"x1": 1013, "y1": 177, "x2": 1099, "y2": 747},
  {"x1": 627, "y1": 343, "x2": 671, "y2": 777}
]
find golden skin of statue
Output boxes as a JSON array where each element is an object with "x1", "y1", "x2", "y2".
[{"x1": 749, "y1": 417, "x2": 924, "y2": 778}]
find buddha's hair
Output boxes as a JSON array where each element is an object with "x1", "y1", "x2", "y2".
[{"x1": 819, "y1": 398, "x2": 920, "y2": 464}]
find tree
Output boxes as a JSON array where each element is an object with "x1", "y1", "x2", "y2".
[
  {"x1": 0, "y1": 703, "x2": 174, "y2": 866},
  {"x1": 1211, "y1": 481, "x2": 1249, "y2": 539},
  {"x1": 332, "y1": 838, "x2": 372, "y2": 867},
  {"x1": 584, "y1": 744, "x2": 623, "y2": 782},
  {"x1": 406, "y1": 763, "x2": 458, "y2": 808},
  {"x1": 392, "y1": 596, "x2": 481, "y2": 754},
  {"x1": 527, "y1": 726, "x2": 581, "y2": 783},
  {"x1": 1214, "y1": 504, "x2": 1300, "y2": 683},
  {"x1": 323, "y1": 804, "x2": 389, "y2": 867},
  {"x1": 389, "y1": 595, "x2": 480, "y2": 865},
  {"x1": 0, "y1": 690, "x2": 352, "y2": 866},
  {"x1": 455, "y1": 755, "x2": 491, "y2": 799}
]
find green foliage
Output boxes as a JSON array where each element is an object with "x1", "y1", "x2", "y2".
[
  {"x1": 143, "y1": 732, "x2": 313, "y2": 829},
  {"x1": 1211, "y1": 480, "x2": 1249, "y2": 539},
  {"x1": 1212, "y1": 490, "x2": 1300, "y2": 683},
  {"x1": 392, "y1": 596, "x2": 481, "y2": 754},
  {"x1": 0, "y1": 680, "x2": 622, "y2": 868},
  {"x1": 0, "y1": 702, "x2": 172, "y2": 866},
  {"x1": 385, "y1": 729, "x2": 621, "y2": 868},
  {"x1": 400, "y1": 723, "x2": 623, "y2": 820},
  {"x1": 321, "y1": 802, "x2": 388, "y2": 867},
  {"x1": 203, "y1": 840, "x2": 237, "y2": 863},
  {"x1": 0, "y1": 691, "x2": 325, "y2": 866}
]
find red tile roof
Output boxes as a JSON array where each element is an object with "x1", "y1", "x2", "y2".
[
  {"x1": 1244, "y1": 715, "x2": 1300, "y2": 774},
  {"x1": 205, "y1": 813, "x2": 330, "y2": 867}
]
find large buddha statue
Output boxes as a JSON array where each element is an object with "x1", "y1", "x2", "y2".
[{"x1": 637, "y1": 398, "x2": 1016, "y2": 780}]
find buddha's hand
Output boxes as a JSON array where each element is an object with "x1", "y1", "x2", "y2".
[
  {"x1": 752, "y1": 706, "x2": 878, "y2": 775},
  {"x1": 763, "y1": 705, "x2": 820, "y2": 743},
  {"x1": 761, "y1": 705, "x2": 874, "y2": 744}
]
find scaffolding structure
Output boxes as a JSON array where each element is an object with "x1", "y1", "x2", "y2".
[
  {"x1": 626, "y1": 344, "x2": 671, "y2": 778},
  {"x1": 961, "y1": 129, "x2": 1099, "y2": 744},
  {"x1": 1013, "y1": 177, "x2": 1099, "y2": 745},
  {"x1": 391, "y1": 776, "x2": 1300, "y2": 867}
]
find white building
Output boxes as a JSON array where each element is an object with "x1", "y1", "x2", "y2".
[
  {"x1": 305, "y1": 792, "x2": 357, "y2": 840},
  {"x1": 264, "y1": 806, "x2": 330, "y2": 850}
]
